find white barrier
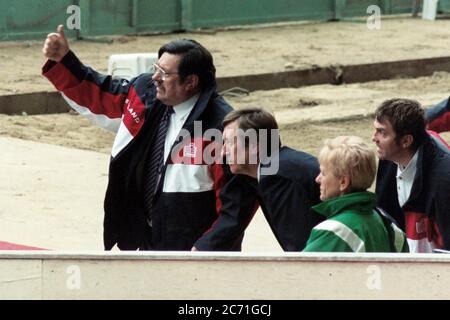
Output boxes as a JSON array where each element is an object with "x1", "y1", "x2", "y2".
[
  {"x1": 108, "y1": 53, "x2": 158, "y2": 80},
  {"x1": 422, "y1": 0, "x2": 439, "y2": 20},
  {"x1": 1, "y1": 251, "x2": 449, "y2": 300}
]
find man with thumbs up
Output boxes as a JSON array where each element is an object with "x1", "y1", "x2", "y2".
[
  {"x1": 42, "y1": 25, "x2": 257, "y2": 251},
  {"x1": 42, "y1": 25, "x2": 70, "y2": 62}
]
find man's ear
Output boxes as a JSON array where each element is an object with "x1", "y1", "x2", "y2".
[
  {"x1": 184, "y1": 74, "x2": 199, "y2": 92},
  {"x1": 400, "y1": 134, "x2": 414, "y2": 149},
  {"x1": 339, "y1": 175, "x2": 351, "y2": 194}
]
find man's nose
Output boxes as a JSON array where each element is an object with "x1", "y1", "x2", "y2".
[
  {"x1": 152, "y1": 70, "x2": 162, "y2": 82},
  {"x1": 371, "y1": 132, "x2": 377, "y2": 143}
]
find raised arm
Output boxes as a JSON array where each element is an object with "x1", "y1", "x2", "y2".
[{"x1": 42, "y1": 25, "x2": 133, "y2": 132}]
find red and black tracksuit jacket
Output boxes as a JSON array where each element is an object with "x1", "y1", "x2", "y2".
[
  {"x1": 43, "y1": 51, "x2": 256, "y2": 251},
  {"x1": 427, "y1": 97, "x2": 450, "y2": 133}
]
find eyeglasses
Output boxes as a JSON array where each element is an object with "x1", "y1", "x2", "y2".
[{"x1": 152, "y1": 63, "x2": 178, "y2": 81}]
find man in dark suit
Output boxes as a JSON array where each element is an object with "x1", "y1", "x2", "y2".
[
  {"x1": 200, "y1": 108, "x2": 322, "y2": 251},
  {"x1": 373, "y1": 98, "x2": 450, "y2": 252}
]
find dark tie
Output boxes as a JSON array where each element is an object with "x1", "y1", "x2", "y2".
[{"x1": 144, "y1": 106, "x2": 174, "y2": 225}]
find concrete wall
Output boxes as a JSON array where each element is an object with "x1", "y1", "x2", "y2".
[{"x1": 1, "y1": 251, "x2": 449, "y2": 299}]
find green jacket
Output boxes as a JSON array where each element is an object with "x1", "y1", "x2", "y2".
[{"x1": 303, "y1": 192, "x2": 407, "y2": 252}]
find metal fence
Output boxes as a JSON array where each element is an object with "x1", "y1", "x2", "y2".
[{"x1": 0, "y1": 0, "x2": 446, "y2": 41}]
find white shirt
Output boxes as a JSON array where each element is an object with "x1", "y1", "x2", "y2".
[
  {"x1": 163, "y1": 93, "x2": 199, "y2": 162},
  {"x1": 396, "y1": 151, "x2": 419, "y2": 207}
]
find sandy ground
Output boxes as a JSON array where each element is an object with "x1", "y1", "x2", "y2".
[
  {"x1": 0, "y1": 137, "x2": 108, "y2": 250},
  {"x1": 2, "y1": 17, "x2": 450, "y2": 95},
  {"x1": 1, "y1": 17, "x2": 450, "y2": 252}
]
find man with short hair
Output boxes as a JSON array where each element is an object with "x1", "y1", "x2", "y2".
[
  {"x1": 208, "y1": 108, "x2": 322, "y2": 251},
  {"x1": 42, "y1": 25, "x2": 254, "y2": 251},
  {"x1": 373, "y1": 98, "x2": 450, "y2": 252}
]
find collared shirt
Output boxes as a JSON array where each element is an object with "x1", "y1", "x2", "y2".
[
  {"x1": 164, "y1": 93, "x2": 200, "y2": 162},
  {"x1": 396, "y1": 151, "x2": 419, "y2": 207}
]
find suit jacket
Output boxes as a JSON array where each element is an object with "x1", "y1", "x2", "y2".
[
  {"x1": 376, "y1": 134, "x2": 450, "y2": 252},
  {"x1": 258, "y1": 146, "x2": 323, "y2": 251},
  {"x1": 199, "y1": 146, "x2": 322, "y2": 251}
]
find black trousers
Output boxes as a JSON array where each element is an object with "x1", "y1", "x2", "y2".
[{"x1": 139, "y1": 221, "x2": 153, "y2": 250}]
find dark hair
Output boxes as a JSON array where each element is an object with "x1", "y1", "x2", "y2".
[
  {"x1": 223, "y1": 108, "x2": 280, "y2": 154},
  {"x1": 223, "y1": 108, "x2": 279, "y2": 131},
  {"x1": 375, "y1": 98, "x2": 427, "y2": 150},
  {"x1": 158, "y1": 39, "x2": 216, "y2": 89}
]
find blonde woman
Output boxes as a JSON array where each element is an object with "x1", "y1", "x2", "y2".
[{"x1": 303, "y1": 136, "x2": 407, "y2": 252}]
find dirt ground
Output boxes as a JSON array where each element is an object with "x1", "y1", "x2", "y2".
[
  {"x1": 1, "y1": 17, "x2": 450, "y2": 251},
  {"x1": 2, "y1": 17, "x2": 450, "y2": 95}
]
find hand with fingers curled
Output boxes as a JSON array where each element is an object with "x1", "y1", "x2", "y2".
[{"x1": 42, "y1": 25, "x2": 70, "y2": 62}]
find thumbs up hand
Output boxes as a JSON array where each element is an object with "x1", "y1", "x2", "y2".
[{"x1": 42, "y1": 25, "x2": 70, "y2": 62}]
